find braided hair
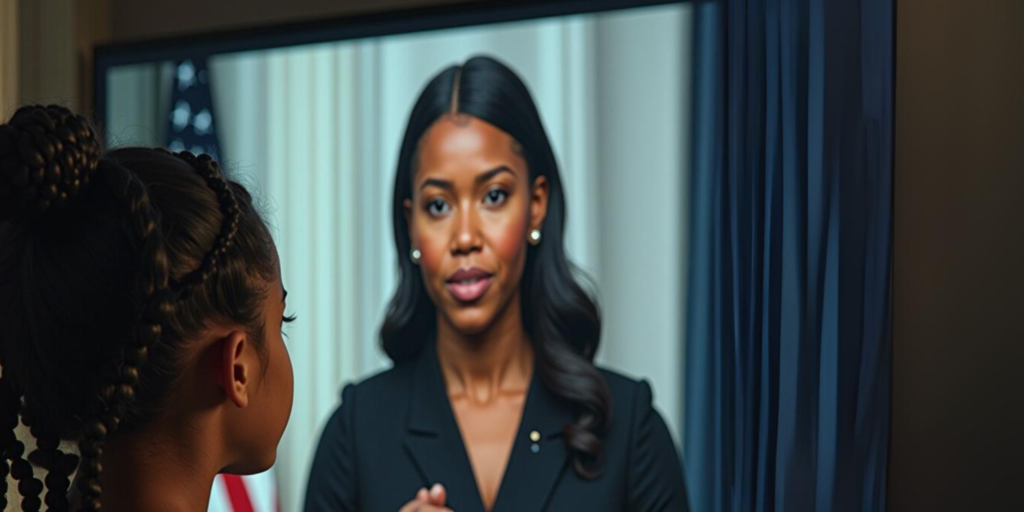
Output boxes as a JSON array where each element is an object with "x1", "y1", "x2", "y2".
[{"x1": 0, "y1": 105, "x2": 278, "y2": 511}]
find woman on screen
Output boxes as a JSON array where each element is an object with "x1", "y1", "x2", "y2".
[
  {"x1": 304, "y1": 56, "x2": 689, "y2": 512},
  {"x1": 0, "y1": 106, "x2": 295, "y2": 512}
]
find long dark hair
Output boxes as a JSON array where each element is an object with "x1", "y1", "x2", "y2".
[
  {"x1": 380, "y1": 56, "x2": 611, "y2": 478},
  {"x1": 0, "y1": 105, "x2": 277, "y2": 511}
]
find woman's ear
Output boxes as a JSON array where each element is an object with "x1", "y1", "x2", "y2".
[
  {"x1": 403, "y1": 198, "x2": 413, "y2": 226},
  {"x1": 218, "y1": 331, "x2": 252, "y2": 408},
  {"x1": 404, "y1": 198, "x2": 418, "y2": 244},
  {"x1": 530, "y1": 175, "x2": 549, "y2": 232}
]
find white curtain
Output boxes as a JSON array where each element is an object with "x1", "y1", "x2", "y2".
[{"x1": 206, "y1": 5, "x2": 692, "y2": 511}]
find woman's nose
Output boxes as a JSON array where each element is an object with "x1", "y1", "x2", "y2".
[{"x1": 450, "y1": 203, "x2": 482, "y2": 255}]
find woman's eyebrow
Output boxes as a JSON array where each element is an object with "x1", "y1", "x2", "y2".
[
  {"x1": 475, "y1": 166, "x2": 514, "y2": 184},
  {"x1": 418, "y1": 166, "x2": 514, "y2": 191},
  {"x1": 420, "y1": 177, "x2": 453, "y2": 191}
]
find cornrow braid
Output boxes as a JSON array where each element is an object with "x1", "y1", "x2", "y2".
[
  {"x1": 73, "y1": 161, "x2": 175, "y2": 512},
  {"x1": 74, "y1": 150, "x2": 239, "y2": 511},
  {"x1": 166, "y1": 151, "x2": 241, "y2": 293}
]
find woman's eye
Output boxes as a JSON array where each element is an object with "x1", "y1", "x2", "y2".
[
  {"x1": 483, "y1": 189, "x2": 508, "y2": 206},
  {"x1": 427, "y1": 198, "x2": 450, "y2": 216}
]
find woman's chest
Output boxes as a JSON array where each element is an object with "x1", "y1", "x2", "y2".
[
  {"x1": 354, "y1": 434, "x2": 630, "y2": 512},
  {"x1": 450, "y1": 394, "x2": 526, "y2": 510}
]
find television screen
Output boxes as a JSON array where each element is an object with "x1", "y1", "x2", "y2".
[{"x1": 96, "y1": 3, "x2": 692, "y2": 509}]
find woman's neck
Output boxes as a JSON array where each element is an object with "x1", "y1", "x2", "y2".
[
  {"x1": 436, "y1": 299, "x2": 534, "y2": 405},
  {"x1": 73, "y1": 416, "x2": 220, "y2": 512}
]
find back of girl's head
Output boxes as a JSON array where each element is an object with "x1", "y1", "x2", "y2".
[{"x1": 0, "y1": 105, "x2": 277, "y2": 511}]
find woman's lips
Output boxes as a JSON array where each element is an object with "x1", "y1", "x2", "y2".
[{"x1": 446, "y1": 268, "x2": 493, "y2": 303}]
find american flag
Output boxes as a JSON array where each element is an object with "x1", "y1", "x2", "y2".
[
  {"x1": 167, "y1": 58, "x2": 281, "y2": 512},
  {"x1": 166, "y1": 58, "x2": 221, "y2": 161},
  {"x1": 208, "y1": 471, "x2": 280, "y2": 512}
]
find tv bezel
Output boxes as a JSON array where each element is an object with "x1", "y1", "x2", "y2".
[{"x1": 93, "y1": 0, "x2": 685, "y2": 133}]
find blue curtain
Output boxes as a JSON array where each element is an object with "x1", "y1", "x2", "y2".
[{"x1": 683, "y1": 0, "x2": 892, "y2": 511}]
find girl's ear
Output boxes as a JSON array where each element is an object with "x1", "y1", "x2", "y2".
[{"x1": 216, "y1": 330, "x2": 254, "y2": 408}]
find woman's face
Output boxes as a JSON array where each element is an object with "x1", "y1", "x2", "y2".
[{"x1": 406, "y1": 115, "x2": 548, "y2": 336}]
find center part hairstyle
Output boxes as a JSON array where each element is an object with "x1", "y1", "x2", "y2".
[
  {"x1": 0, "y1": 105, "x2": 277, "y2": 512},
  {"x1": 381, "y1": 56, "x2": 611, "y2": 478}
]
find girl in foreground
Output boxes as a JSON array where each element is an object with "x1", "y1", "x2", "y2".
[{"x1": 0, "y1": 105, "x2": 294, "y2": 512}]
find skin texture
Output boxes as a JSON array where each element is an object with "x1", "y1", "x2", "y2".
[
  {"x1": 71, "y1": 259, "x2": 295, "y2": 512},
  {"x1": 401, "y1": 115, "x2": 549, "y2": 512}
]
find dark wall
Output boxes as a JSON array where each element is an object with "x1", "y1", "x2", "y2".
[
  {"x1": 108, "y1": 0, "x2": 474, "y2": 42},
  {"x1": 890, "y1": 0, "x2": 1024, "y2": 509}
]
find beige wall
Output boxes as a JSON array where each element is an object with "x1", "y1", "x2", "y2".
[
  {"x1": 0, "y1": 0, "x2": 19, "y2": 116},
  {"x1": 9, "y1": 0, "x2": 110, "y2": 116},
  {"x1": 891, "y1": 0, "x2": 1024, "y2": 509}
]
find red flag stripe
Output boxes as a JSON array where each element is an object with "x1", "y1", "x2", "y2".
[{"x1": 222, "y1": 474, "x2": 256, "y2": 512}]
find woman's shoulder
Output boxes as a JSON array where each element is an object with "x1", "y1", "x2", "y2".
[
  {"x1": 316, "y1": 361, "x2": 417, "y2": 448},
  {"x1": 596, "y1": 370, "x2": 689, "y2": 508},
  {"x1": 595, "y1": 365, "x2": 657, "y2": 409},
  {"x1": 593, "y1": 365, "x2": 669, "y2": 443}
]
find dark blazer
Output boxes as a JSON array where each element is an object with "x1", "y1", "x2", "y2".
[{"x1": 304, "y1": 343, "x2": 690, "y2": 512}]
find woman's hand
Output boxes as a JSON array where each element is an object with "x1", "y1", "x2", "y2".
[{"x1": 399, "y1": 483, "x2": 450, "y2": 512}]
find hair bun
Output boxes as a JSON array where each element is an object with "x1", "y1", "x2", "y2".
[{"x1": 0, "y1": 105, "x2": 101, "y2": 222}]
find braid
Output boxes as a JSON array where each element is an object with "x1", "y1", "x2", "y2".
[
  {"x1": 2, "y1": 108, "x2": 251, "y2": 511},
  {"x1": 0, "y1": 105, "x2": 99, "y2": 511},
  {"x1": 2, "y1": 107, "x2": 264, "y2": 507},
  {"x1": 167, "y1": 151, "x2": 241, "y2": 292},
  {"x1": 72, "y1": 151, "x2": 235, "y2": 511},
  {"x1": 27, "y1": 418, "x2": 78, "y2": 512},
  {"x1": 1, "y1": 377, "x2": 20, "y2": 511},
  {"x1": 0, "y1": 105, "x2": 100, "y2": 222},
  {"x1": 74, "y1": 163, "x2": 174, "y2": 512},
  {"x1": 72, "y1": 151, "x2": 235, "y2": 510},
  {"x1": 2, "y1": 390, "x2": 43, "y2": 512}
]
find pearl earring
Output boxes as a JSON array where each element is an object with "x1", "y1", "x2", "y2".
[
  {"x1": 411, "y1": 248, "x2": 422, "y2": 263},
  {"x1": 529, "y1": 229, "x2": 542, "y2": 246}
]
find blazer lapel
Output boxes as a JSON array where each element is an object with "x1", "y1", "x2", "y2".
[
  {"x1": 402, "y1": 344, "x2": 486, "y2": 512},
  {"x1": 491, "y1": 370, "x2": 574, "y2": 512}
]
